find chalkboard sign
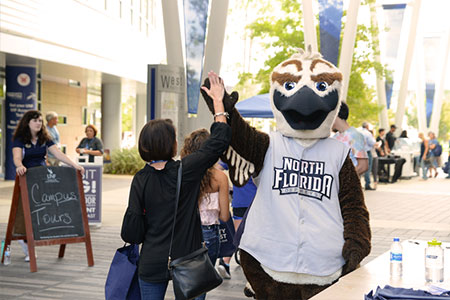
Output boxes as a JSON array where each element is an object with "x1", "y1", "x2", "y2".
[
  {"x1": 2, "y1": 166, "x2": 94, "y2": 272},
  {"x1": 25, "y1": 166, "x2": 85, "y2": 240}
]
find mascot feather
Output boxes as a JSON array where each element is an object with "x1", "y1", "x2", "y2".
[{"x1": 201, "y1": 47, "x2": 371, "y2": 300}]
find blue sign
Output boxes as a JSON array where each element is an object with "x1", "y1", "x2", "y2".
[
  {"x1": 82, "y1": 165, "x2": 102, "y2": 224},
  {"x1": 5, "y1": 66, "x2": 37, "y2": 180},
  {"x1": 425, "y1": 83, "x2": 435, "y2": 127},
  {"x1": 183, "y1": 0, "x2": 209, "y2": 114},
  {"x1": 318, "y1": 0, "x2": 343, "y2": 66}
]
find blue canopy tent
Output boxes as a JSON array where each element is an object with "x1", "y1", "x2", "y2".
[{"x1": 235, "y1": 93, "x2": 273, "y2": 118}]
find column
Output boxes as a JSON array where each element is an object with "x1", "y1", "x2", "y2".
[
  {"x1": 101, "y1": 83, "x2": 121, "y2": 152},
  {"x1": 161, "y1": 0, "x2": 184, "y2": 67},
  {"x1": 394, "y1": 0, "x2": 421, "y2": 133},
  {"x1": 189, "y1": 0, "x2": 230, "y2": 133},
  {"x1": 302, "y1": 0, "x2": 318, "y2": 52},
  {"x1": 338, "y1": 0, "x2": 361, "y2": 102},
  {"x1": 134, "y1": 92, "x2": 146, "y2": 145}
]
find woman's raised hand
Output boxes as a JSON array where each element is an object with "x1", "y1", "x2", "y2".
[{"x1": 201, "y1": 71, "x2": 225, "y2": 103}]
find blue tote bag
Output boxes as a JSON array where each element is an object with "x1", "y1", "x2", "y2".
[
  {"x1": 105, "y1": 244, "x2": 141, "y2": 300},
  {"x1": 218, "y1": 214, "x2": 236, "y2": 257}
]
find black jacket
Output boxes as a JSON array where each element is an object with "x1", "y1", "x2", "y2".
[{"x1": 121, "y1": 122, "x2": 231, "y2": 282}]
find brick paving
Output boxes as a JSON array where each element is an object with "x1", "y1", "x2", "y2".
[{"x1": 1, "y1": 173, "x2": 449, "y2": 299}]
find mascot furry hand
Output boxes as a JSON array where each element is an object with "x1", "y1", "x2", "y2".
[{"x1": 201, "y1": 48, "x2": 371, "y2": 300}]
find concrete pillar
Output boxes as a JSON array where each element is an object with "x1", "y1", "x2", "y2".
[
  {"x1": 101, "y1": 83, "x2": 121, "y2": 151},
  {"x1": 414, "y1": 34, "x2": 428, "y2": 134},
  {"x1": 429, "y1": 30, "x2": 450, "y2": 136},
  {"x1": 189, "y1": 0, "x2": 230, "y2": 133},
  {"x1": 161, "y1": 0, "x2": 184, "y2": 67},
  {"x1": 135, "y1": 93, "x2": 147, "y2": 144},
  {"x1": 370, "y1": 2, "x2": 389, "y2": 129},
  {"x1": 338, "y1": 0, "x2": 361, "y2": 102},
  {"x1": 394, "y1": 0, "x2": 421, "y2": 133},
  {"x1": 302, "y1": 0, "x2": 318, "y2": 52}
]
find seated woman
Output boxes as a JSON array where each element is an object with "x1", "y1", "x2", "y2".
[{"x1": 76, "y1": 124, "x2": 103, "y2": 163}]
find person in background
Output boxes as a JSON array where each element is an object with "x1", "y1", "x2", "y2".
[
  {"x1": 217, "y1": 176, "x2": 256, "y2": 280},
  {"x1": 418, "y1": 132, "x2": 430, "y2": 180},
  {"x1": 45, "y1": 111, "x2": 61, "y2": 166},
  {"x1": 332, "y1": 102, "x2": 368, "y2": 176},
  {"x1": 400, "y1": 130, "x2": 408, "y2": 138},
  {"x1": 385, "y1": 124, "x2": 397, "y2": 154},
  {"x1": 120, "y1": 71, "x2": 231, "y2": 300},
  {"x1": 180, "y1": 128, "x2": 230, "y2": 300},
  {"x1": 376, "y1": 128, "x2": 388, "y2": 157},
  {"x1": 427, "y1": 131, "x2": 441, "y2": 178},
  {"x1": 359, "y1": 122, "x2": 376, "y2": 190},
  {"x1": 12, "y1": 110, "x2": 84, "y2": 262},
  {"x1": 76, "y1": 124, "x2": 103, "y2": 163}
]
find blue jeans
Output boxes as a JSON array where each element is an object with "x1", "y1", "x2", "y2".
[
  {"x1": 194, "y1": 224, "x2": 220, "y2": 300},
  {"x1": 364, "y1": 151, "x2": 373, "y2": 188},
  {"x1": 138, "y1": 278, "x2": 168, "y2": 300},
  {"x1": 420, "y1": 159, "x2": 428, "y2": 179}
]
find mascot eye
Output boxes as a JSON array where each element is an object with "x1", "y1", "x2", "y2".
[
  {"x1": 283, "y1": 82, "x2": 296, "y2": 91},
  {"x1": 316, "y1": 81, "x2": 328, "y2": 91}
]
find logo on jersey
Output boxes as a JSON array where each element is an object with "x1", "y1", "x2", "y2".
[{"x1": 272, "y1": 157, "x2": 333, "y2": 200}]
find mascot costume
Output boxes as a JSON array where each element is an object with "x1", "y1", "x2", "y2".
[{"x1": 201, "y1": 48, "x2": 371, "y2": 299}]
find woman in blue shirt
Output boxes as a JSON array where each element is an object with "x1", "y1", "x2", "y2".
[{"x1": 13, "y1": 110, "x2": 84, "y2": 175}]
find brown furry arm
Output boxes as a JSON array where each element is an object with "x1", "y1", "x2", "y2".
[
  {"x1": 338, "y1": 155, "x2": 371, "y2": 275},
  {"x1": 201, "y1": 78, "x2": 269, "y2": 186}
]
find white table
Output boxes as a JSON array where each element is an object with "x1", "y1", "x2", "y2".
[{"x1": 311, "y1": 240, "x2": 450, "y2": 299}]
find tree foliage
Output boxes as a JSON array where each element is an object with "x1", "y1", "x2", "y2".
[{"x1": 234, "y1": 0, "x2": 384, "y2": 127}]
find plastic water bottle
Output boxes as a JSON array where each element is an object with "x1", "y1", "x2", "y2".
[
  {"x1": 390, "y1": 237, "x2": 402, "y2": 278},
  {"x1": 3, "y1": 245, "x2": 11, "y2": 265},
  {"x1": 425, "y1": 239, "x2": 444, "y2": 283}
]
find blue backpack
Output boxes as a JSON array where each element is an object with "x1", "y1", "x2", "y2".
[{"x1": 432, "y1": 144, "x2": 442, "y2": 157}]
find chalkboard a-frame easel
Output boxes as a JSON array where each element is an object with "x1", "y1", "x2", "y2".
[{"x1": 1, "y1": 166, "x2": 94, "y2": 272}]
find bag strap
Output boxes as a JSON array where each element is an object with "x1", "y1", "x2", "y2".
[{"x1": 168, "y1": 161, "x2": 183, "y2": 267}]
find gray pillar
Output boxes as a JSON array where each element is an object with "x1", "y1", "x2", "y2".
[
  {"x1": 338, "y1": 0, "x2": 361, "y2": 102},
  {"x1": 189, "y1": 0, "x2": 230, "y2": 133},
  {"x1": 394, "y1": 0, "x2": 421, "y2": 134},
  {"x1": 161, "y1": 0, "x2": 184, "y2": 67},
  {"x1": 101, "y1": 83, "x2": 122, "y2": 151}
]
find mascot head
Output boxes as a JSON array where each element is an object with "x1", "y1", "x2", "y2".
[{"x1": 269, "y1": 47, "x2": 343, "y2": 140}]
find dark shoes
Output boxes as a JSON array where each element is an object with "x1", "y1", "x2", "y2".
[
  {"x1": 217, "y1": 257, "x2": 231, "y2": 279},
  {"x1": 365, "y1": 186, "x2": 375, "y2": 191}
]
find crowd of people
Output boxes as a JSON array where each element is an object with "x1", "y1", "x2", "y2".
[{"x1": 7, "y1": 71, "x2": 449, "y2": 299}]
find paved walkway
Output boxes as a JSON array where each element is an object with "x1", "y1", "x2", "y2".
[{"x1": 1, "y1": 172, "x2": 449, "y2": 299}]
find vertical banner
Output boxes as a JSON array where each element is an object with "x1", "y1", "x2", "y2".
[
  {"x1": 423, "y1": 36, "x2": 441, "y2": 127},
  {"x1": 5, "y1": 66, "x2": 37, "y2": 180},
  {"x1": 318, "y1": 0, "x2": 343, "y2": 66},
  {"x1": 82, "y1": 164, "x2": 102, "y2": 224},
  {"x1": 382, "y1": 4, "x2": 406, "y2": 108},
  {"x1": 183, "y1": 0, "x2": 210, "y2": 114}
]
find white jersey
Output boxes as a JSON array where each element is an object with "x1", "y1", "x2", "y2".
[{"x1": 240, "y1": 131, "x2": 350, "y2": 277}]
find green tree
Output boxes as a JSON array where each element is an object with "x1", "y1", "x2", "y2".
[
  {"x1": 234, "y1": 0, "x2": 384, "y2": 127},
  {"x1": 122, "y1": 96, "x2": 134, "y2": 132}
]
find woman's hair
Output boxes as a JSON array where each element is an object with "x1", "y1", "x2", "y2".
[
  {"x1": 13, "y1": 110, "x2": 50, "y2": 145},
  {"x1": 85, "y1": 124, "x2": 98, "y2": 137},
  {"x1": 180, "y1": 129, "x2": 212, "y2": 201},
  {"x1": 400, "y1": 130, "x2": 407, "y2": 138},
  {"x1": 138, "y1": 119, "x2": 176, "y2": 162}
]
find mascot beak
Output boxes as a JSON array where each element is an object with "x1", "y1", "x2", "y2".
[{"x1": 273, "y1": 86, "x2": 339, "y2": 130}]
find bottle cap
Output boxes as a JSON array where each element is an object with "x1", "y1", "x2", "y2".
[
  {"x1": 393, "y1": 237, "x2": 400, "y2": 242},
  {"x1": 428, "y1": 238, "x2": 442, "y2": 246}
]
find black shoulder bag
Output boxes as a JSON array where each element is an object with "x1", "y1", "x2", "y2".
[{"x1": 168, "y1": 161, "x2": 223, "y2": 300}]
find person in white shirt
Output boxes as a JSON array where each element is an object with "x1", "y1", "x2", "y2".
[
  {"x1": 359, "y1": 122, "x2": 376, "y2": 190},
  {"x1": 45, "y1": 111, "x2": 61, "y2": 166}
]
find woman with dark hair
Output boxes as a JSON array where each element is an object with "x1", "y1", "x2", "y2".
[
  {"x1": 121, "y1": 71, "x2": 231, "y2": 300},
  {"x1": 76, "y1": 124, "x2": 103, "y2": 163},
  {"x1": 12, "y1": 110, "x2": 84, "y2": 261},
  {"x1": 180, "y1": 129, "x2": 230, "y2": 300}
]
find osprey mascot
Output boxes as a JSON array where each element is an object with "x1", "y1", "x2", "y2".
[{"x1": 201, "y1": 48, "x2": 371, "y2": 300}]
